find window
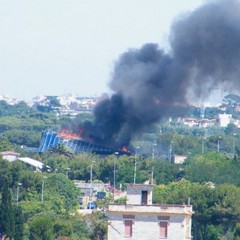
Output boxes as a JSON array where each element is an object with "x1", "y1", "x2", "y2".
[
  {"x1": 141, "y1": 190, "x2": 148, "y2": 205},
  {"x1": 159, "y1": 222, "x2": 168, "y2": 238},
  {"x1": 123, "y1": 215, "x2": 134, "y2": 237},
  {"x1": 124, "y1": 220, "x2": 133, "y2": 237},
  {"x1": 158, "y1": 216, "x2": 170, "y2": 239}
]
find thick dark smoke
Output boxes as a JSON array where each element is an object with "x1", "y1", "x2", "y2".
[{"x1": 66, "y1": 0, "x2": 240, "y2": 149}]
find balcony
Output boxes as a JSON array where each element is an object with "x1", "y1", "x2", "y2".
[{"x1": 108, "y1": 204, "x2": 193, "y2": 215}]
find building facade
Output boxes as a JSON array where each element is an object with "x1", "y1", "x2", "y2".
[
  {"x1": 107, "y1": 184, "x2": 193, "y2": 240},
  {"x1": 218, "y1": 113, "x2": 232, "y2": 127}
]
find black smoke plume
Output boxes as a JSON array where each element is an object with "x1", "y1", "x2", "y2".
[{"x1": 65, "y1": 0, "x2": 240, "y2": 148}]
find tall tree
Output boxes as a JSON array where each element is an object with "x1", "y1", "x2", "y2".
[
  {"x1": 0, "y1": 185, "x2": 15, "y2": 239},
  {"x1": 29, "y1": 216, "x2": 54, "y2": 240},
  {"x1": 13, "y1": 206, "x2": 24, "y2": 240}
]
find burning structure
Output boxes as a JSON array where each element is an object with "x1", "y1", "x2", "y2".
[
  {"x1": 38, "y1": 130, "x2": 131, "y2": 155},
  {"x1": 43, "y1": 0, "x2": 240, "y2": 153}
]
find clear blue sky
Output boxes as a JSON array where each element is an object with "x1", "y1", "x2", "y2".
[{"x1": 0, "y1": 0, "x2": 204, "y2": 100}]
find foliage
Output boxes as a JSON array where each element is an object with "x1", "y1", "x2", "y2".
[
  {"x1": 185, "y1": 152, "x2": 240, "y2": 185},
  {"x1": 13, "y1": 206, "x2": 24, "y2": 240},
  {"x1": 46, "y1": 174, "x2": 80, "y2": 211},
  {"x1": 0, "y1": 136, "x2": 16, "y2": 152},
  {"x1": 0, "y1": 185, "x2": 15, "y2": 239},
  {"x1": 0, "y1": 101, "x2": 33, "y2": 117},
  {"x1": 84, "y1": 211, "x2": 108, "y2": 240},
  {"x1": 49, "y1": 144, "x2": 73, "y2": 158},
  {"x1": 153, "y1": 180, "x2": 240, "y2": 239},
  {"x1": 3, "y1": 129, "x2": 41, "y2": 147},
  {"x1": 29, "y1": 216, "x2": 54, "y2": 240},
  {"x1": 3, "y1": 98, "x2": 240, "y2": 239}
]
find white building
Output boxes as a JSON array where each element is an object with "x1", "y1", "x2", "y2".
[
  {"x1": 0, "y1": 151, "x2": 20, "y2": 162},
  {"x1": 1, "y1": 152, "x2": 49, "y2": 172},
  {"x1": 173, "y1": 155, "x2": 187, "y2": 164},
  {"x1": 107, "y1": 184, "x2": 193, "y2": 240},
  {"x1": 218, "y1": 113, "x2": 232, "y2": 127}
]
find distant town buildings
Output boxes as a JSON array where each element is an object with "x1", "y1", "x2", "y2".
[
  {"x1": 178, "y1": 114, "x2": 235, "y2": 128},
  {"x1": 107, "y1": 184, "x2": 193, "y2": 240},
  {"x1": 31, "y1": 94, "x2": 98, "y2": 116},
  {"x1": 178, "y1": 117, "x2": 217, "y2": 128},
  {"x1": 2, "y1": 93, "x2": 240, "y2": 128},
  {"x1": 0, "y1": 95, "x2": 20, "y2": 105}
]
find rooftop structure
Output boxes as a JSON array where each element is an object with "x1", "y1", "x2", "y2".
[
  {"x1": 38, "y1": 130, "x2": 131, "y2": 155},
  {"x1": 1, "y1": 152, "x2": 49, "y2": 172},
  {"x1": 107, "y1": 184, "x2": 193, "y2": 240},
  {"x1": 218, "y1": 113, "x2": 232, "y2": 127}
]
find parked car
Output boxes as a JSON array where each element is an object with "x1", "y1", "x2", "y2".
[
  {"x1": 87, "y1": 201, "x2": 97, "y2": 209},
  {"x1": 96, "y1": 191, "x2": 106, "y2": 200}
]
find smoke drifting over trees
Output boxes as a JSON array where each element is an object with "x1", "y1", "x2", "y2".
[{"x1": 68, "y1": 0, "x2": 240, "y2": 148}]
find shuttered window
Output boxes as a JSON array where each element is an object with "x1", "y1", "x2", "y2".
[
  {"x1": 159, "y1": 221, "x2": 168, "y2": 238},
  {"x1": 124, "y1": 220, "x2": 133, "y2": 237}
]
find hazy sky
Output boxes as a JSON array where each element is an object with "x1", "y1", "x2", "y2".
[{"x1": 0, "y1": 0, "x2": 204, "y2": 100}]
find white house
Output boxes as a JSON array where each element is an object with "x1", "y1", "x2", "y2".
[
  {"x1": 218, "y1": 113, "x2": 232, "y2": 127},
  {"x1": 1, "y1": 152, "x2": 50, "y2": 172},
  {"x1": 107, "y1": 184, "x2": 193, "y2": 240},
  {"x1": 173, "y1": 155, "x2": 187, "y2": 164},
  {"x1": 0, "y1": 151, "x2": 20, "y2": 162}
]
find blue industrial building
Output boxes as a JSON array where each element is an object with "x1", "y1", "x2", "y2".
[{"x1": 38, "y1": 130, "x2": 130, "y2": 155}]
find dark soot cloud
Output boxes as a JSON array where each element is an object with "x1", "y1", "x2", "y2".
[{"x1": 69, "y1": 0, "x2": 240, "y2": 148}]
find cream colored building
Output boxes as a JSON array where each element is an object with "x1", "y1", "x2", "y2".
[
  {"x1": 218, "y1": 113, "x2": 232, "y2": 127},
  {"x1": 107, "y1": 184, "x2": 193, "y2": 240}
]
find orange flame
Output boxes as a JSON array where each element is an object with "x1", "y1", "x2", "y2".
[
  {"x1": 58, "y1": 129, "x2": 81, "y2": 140},
  {"x1": 122, "y1": 146, "x2": 128, "y2": 152}
]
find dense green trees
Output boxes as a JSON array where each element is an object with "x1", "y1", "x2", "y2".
[
  {"x1": 1, "y1": 147, "x2": 240, "y2": 239},
  {"x1": 2, "y1": 98, "x2": 240, "y2": 239},
  {"x1": 29, "y1": 216, "x2": 54, "y2": 240},
  {"x1": 0, "y1": 185, "x2": 24, "y2": 240},
  {"x1": 0, "y1": 101, "x2": 32, "y2": 117},
  {"x1": 0, "y1": 157, "x2": 96, "y2": 239},
  {"x1": 185, "y1": 152, "x2": 240, "y2": 185},
  {"x1": 153, "y1": 180, "x2": 240, "y2": 239},
  {"x1": 0, "y1": 185, "x2": 15, "y2": 239}
]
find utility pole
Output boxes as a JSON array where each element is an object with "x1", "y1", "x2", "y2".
[
  {"x1": 233, "y1": 133, "x2": 237, "y2": 157},
  {"x1": 169, "y1": 141, "x2": 174, "y2": 162},
  {"x1": 151, "y1": 166, "x2": 154, "y2": 184},
  {"x1": 66, "y1": 168, "x2": 71, "y2": 179},
  {"x1": 217, "y1": 136, "x2": 222, "y2": 152},
  {"x1": 17, "y1": 183, "x2": 22, "y2": 205},
  {"x1": 90, "y1": 161, "x2": 95, "y2": 201},
  {"x1": 134, "y1": 147, "x2": 140, "y2": 184},
  {"x1": 152, "y1": 143, "x2": 157, "y2": 159},
  {"x1": 41, "y1": 176, "x2": 47, "y2": 202},
  {"x1": 202, "y1": 137, "x2": 206, "y2": 154}
]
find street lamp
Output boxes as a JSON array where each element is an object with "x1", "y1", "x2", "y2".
[
  {"x1": 133, "y1": 147, "x2": 140, "y2": 184},
  {"x1": 169, "y1": 141, "x2": 174, "y2": 162},
  {"x1": 41, "y1": 176, "x2": 47, "y2": 202},
  {"x1": 66, "y1": 168, "x2": 71, "y2": 179},
  {"x1": 17, "y1": 183, "x2": 22, "y2": 206},
  {"x1": 151, "y1": 166, "x2": 154, "y2": 184},
  {"x1": 114, "y1": 152, "x2": 119, "y2": 198},
  {"x1": 152, "y1": 143, "x2": 157, "y2": 159},
  {"x1": 233, "y1": 133, "x2": 237, "y2": 157},
  {"x1": 90, "y1": 161, "x2": 95, "y2": 201},
  {"x1": 202, "y1": 137, "x2": 206, "y2": 154},
  {"x1": 217, "y1": 136, "x2": 222, "y2": 152}
]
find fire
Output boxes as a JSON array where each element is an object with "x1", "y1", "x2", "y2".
[
  {"x1": 58, "y1": 129, "x2": 82, "y2": 140},
  {"x1": 122, "y1": 146, "x2": 128, "y2": 152}
]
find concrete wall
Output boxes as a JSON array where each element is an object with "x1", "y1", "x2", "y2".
[
  {"x1": 126, "y1": 184, "x2": 153, "y2": 205},
  {"x1": 108, "y1": 213, "x2": 191, "y2": 240}
]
